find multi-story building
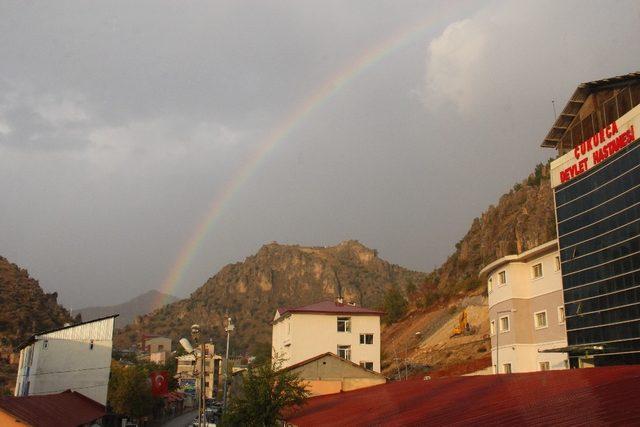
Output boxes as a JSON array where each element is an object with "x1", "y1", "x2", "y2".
[
  {"x1": 14, "y1": 315, "x2": 117, "y2": 405},
  {"x1": 272, "y1": 299, "x2": 383, "y2": 372},
  {"x1": 142, "y1": 334, "x2": 172, "y2": 362},
  {"x1": 543, "y1": 72, "x2": 640, "y2": 367},
  {"x1": 176, "y1": 343, "x2": 221, "y2": 399},
  {"x1": 480, "y1": 240, "x2": 568, "y2": 373}
]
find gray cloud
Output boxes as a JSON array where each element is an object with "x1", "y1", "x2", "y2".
[{"x1": 0, "y1": 0, "x2": 638, "y2": 308}]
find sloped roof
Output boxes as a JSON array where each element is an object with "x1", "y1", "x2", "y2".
[
  {"x1": 276, "y1": 300, "x2": 384, "y2": 318},
  {"x1": 0, "y1": 390, "x2": 105, "y2": 427},
  {"x1": 284, "y1": 365, "x2": 640, "y2": 426},
  {"x1": 281, "y1": 352, "x2": 385, "y2": 377},
  {"x1": 542, "y1": 71, "x2": 640, "y2": 148}
]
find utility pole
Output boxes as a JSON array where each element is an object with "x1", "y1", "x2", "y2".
[
  {"x1": 190, "y1": 324, "x2": 204, "y2": 427},
  {"x1": 222, "y1": 317, "x2": 234, "y2": 412},
  {"x1": 200, "y1": 341, "x2": 206, "y2": 426}
]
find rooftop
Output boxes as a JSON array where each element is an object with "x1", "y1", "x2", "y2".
[
  {"x1": 281, "y1": 352, "x2": 385, "y2": 376},
  {"x1": 0, "y1": 390, "x2": 105, "y2": 427},
  {"x1": 17, "y1": 314, "x2": 119, "y2": 350},
  {"x1": 541, "y1": 71, "x2": 640, "y2": 148},
  {"x1": 276, "y1": 300, "x2": 384, "y2": 318},
  {"x1": 284, "y1": 365, "x2": 640, "y2": 426}
]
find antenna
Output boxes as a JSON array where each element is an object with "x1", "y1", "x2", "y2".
[{"x1": 552, "y1": 99, "x2": 557, "y2": 120}]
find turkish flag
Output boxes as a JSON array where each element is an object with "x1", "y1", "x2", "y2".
[{"x1": 150, "y1": 371, "x2": 169, "y2": 396}]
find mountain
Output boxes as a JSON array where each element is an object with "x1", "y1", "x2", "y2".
[
  {"x1": 416, "y1": 162, "x2": 556, "y2": 302},
  {"x1": 0, "y1": 256, "x2": 74, "y2": 348},
  {"x1": 381, "y1": 162, "x2": 557, "y2": 376},
  {"x1": 77, "y1": 290, "x2": 180, "y2": 328},
  {"x1": 115, "y1": 240, "x2": 427, "y2": 352}
]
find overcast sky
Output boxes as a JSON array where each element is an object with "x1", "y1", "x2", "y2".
[{"x1": 1, "y1": 1, "x2": 639, "y2": 308}]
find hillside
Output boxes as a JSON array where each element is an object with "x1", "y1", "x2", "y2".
[
  {"x1": 382, "y1": 163, "x2": 556, "y2": 376},
  {"x1": 0, "y1": 256, "x2": 75, "y2": 394},
  {"x1": 78, "y1": 290, "x2": 180, "y2": 328},
  {"x1": 412, "y1": 163, "x2": 556, "y2": 304},
  {"x1": 0, "y1": 256, "x2": 74, "y2": 347},
  {"x1": 115, "y1": 240, "x2": 427, "y2": 353}
]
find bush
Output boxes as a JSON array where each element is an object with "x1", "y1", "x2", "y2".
[{"x1": 382, "y1": 287, "x2": 408, "y2": 324}]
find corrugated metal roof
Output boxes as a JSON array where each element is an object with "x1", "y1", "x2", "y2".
[
  {"x1": 17, "y1": 314, "x2": 118, "y2": 350},
  {"x1": 284, "y1": 365, "x2": 640, "y2": 426},
  {"x1": 276, "y1": 301, "x2": 384, "y2": 318},
  {"x1": 541, "y1": 71, "x2": 640, "y2": 148},
  {"x1": 0, "y1": 390, "x2": 105, "y2": 427}
]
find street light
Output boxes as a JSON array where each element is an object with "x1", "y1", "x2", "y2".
[
  {"x1": 185, "y1": 324, "x2": 206, "y2": 427},
  {"x1": 495, "y1": 309, "x2": 516, "y2": 374},
  {"x1": 222, "y1": 317, "x2": 234, "y2": 412}
]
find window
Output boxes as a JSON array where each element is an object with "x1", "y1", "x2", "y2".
[
  {"x1": 532, "y1": 263, "x2": 543, "y2": 279},
  {"x1": 158, "y1": 344, "x2": 164, "y2": 351},
  {"x1": 558, "y1": 306, "x2": 565, "y2": 324},
  {"x1": 534, "y1": 311, "x2": 548, "y2": 329},
  {"x1": 498, "y1": 271, "x2": 507, "y2": 285},
  {"x1": 337, "y1": 345, "x2": 351, "y2": 361},
  {"x1": 359, "y1": 334, "x2": 373, "y2": 344},
  {"x1": 503, "y1": 363, "x2": 512, "y2": 374},
  {"x1": 359, "y1": 361, "x2": 374, "y2": 370},
  {"x1": 337, "y1": 317, "x2": 351, "y2": 332},
  {"x1": 555, "y1": 256, "x2": 561, "y2": 272},
  {"x1": 539, "y1": 361, "x2": 550, "y2": 371},
  {"x1": 43, "y1": 339, "x2": 48, "y2": 349},
  {"x1": 499, "y1": 316, "x2": 510, "y2": 332},
  {"x1": 490, "y1": 320, "x2": 495, "y2": 336},
  {"x1": 488, "y1": 277, "x2": 493, "y2": 293}
]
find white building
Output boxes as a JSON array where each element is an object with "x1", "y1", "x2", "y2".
[
  {"x1": 272, "y1": 300, "x2": 383, "y2": 372},
  {"x1": 480, "y1": 240, "x2": 569, "y2": 373},
  {"x1": 14, "y1": 315, "x2": 117, "y2": 405}
]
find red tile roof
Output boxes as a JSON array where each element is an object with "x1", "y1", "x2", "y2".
[
  {"x1": 284, "y1": 365, "x2": 640, "y2": 426},
  {"x1": 277, "y1": 300, "x2": 384, "y2": 317},
  {"x1": 0, "y1": 390, "x2": 105, "y2": 427}
]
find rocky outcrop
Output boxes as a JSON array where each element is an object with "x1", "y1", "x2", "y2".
[
  {"x1": 0, "y1": 256, "x2": 74, "y2": 347},
  {"x1": 115, "y1": 240, "x2": 427, "y2": 353}
]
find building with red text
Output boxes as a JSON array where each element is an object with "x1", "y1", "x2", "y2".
[{"x1": 543, "y1": 72, "x2": 640, "y2": 367}]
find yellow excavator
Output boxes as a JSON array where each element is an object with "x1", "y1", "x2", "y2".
[{"x1": 451, "y1": 309, "x2": 471, "y2": 337}]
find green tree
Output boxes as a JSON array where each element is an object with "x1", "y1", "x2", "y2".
[
  {"x1": 223, "y1": 359, "x2": 309, "y2": 426},
  {"x1": 382, "y1": 287, "x2": 408, "y2": 324},
  {"x1": 108, "y1": 362, "x2": 155, "y2": 419}
]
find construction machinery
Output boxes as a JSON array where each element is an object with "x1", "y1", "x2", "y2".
[{"x1": 451, "y1": 309, "x2": 471, "y2": 338}]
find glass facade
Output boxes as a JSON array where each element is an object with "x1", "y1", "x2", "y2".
[{"x1": 555, "y1": 137, "x2": 640, "y2": 366}]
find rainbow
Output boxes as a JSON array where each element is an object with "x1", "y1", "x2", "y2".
[{"x1": 155, "y1": 14, "x2": 446, "y2": 305}]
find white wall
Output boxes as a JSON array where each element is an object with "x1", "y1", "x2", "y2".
[
  {"x1": 15, "y1": 317, "x2": 115, "y2": 405},
  {"x1": 273, "y1": 312, "x2": 381, "y2": 372}
]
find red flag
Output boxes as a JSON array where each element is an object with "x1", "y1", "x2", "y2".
[{"x1": 150, "y1": 370, "x2": 169, "y2": 396}]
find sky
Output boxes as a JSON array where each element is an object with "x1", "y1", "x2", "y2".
[{"x1": 1, "y1": 1, "x2": 639, "y2": 308}]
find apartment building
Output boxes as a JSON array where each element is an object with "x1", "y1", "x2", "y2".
[
  {"x1": 176, "y1": 343, "x2": 221, "y2": 399},
  {"x1": 272, "y1": 299, "x2": 383, "y2": 372},
  {"x1": 480, "y1": 240, "x2": 568, "y2": 373}
]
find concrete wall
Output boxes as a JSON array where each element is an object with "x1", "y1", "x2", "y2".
[
  {"x1": 145, "y1": 337, "x2": 171, "y2": 353},
  {"x1": 273, "y1": 312, "x2": 381, "y2": 372},
  {"x1": 14, "y1": 317, "x2": 115, "y2": 406},
  {"x1": 289, "y1": 354, "x2": 385, "y2": 396}
]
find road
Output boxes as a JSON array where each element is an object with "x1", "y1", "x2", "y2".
[{"x1": 160, "y1": 409, "x2": 198, "y2": 427}]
